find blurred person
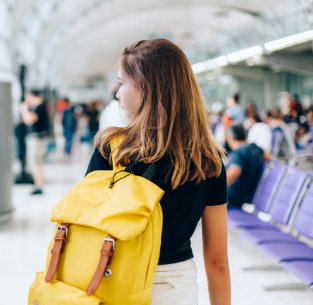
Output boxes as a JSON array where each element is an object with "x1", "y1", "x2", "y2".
[
  {"x1": 278, "y1": 92, "x2": 292, "y2": 116},
  {"x1": 21, "y1": 89, "x2": 49, "y2": 195},
  {"x1": 247, "y1": 114, "x2": 272, "y2": 157},
  {"x1": 56, "y1": 97, "x2": 70, "y2": 114},
  {"x1": 224, "y1": 93, "x2": 245, "y2": 123},
  {"x1": 268, "y1": 107, "x2": 297, "y2": 162},
  {"x1": 285, "y1": 108, "x2": 302, "y2": 138},
  {"x1": 209, "y1": 106, "x2": 226, "y2": 146},
  {"x1": 259, "y1": 109, "x2": 269, "y2": 123},
  {"x1": 295, "y1": 122, "x2": 312, "y2": 150},
  {"x1": 245, "y1": 100, "x2": 258, "y2": 118},
  {"x1": 211, "y1": 98, "x2": 223, "y2": 115},
  {"x1": 290, "y1": 94, "x2": 303, "y2": 115},
  {"x1": 213, "y1": 121, "x2": 226, "y2": 146},
  {"x1": 99, "y1": 83, "x2": 127, "y2": 129},
  {"x1": 243, "y1": 100, "x2": 259, "y2": 130},
  {"x1": 87, "y1": 102, "x2": 100, "y2": 142},
  {"x1": 306, "y1": 106, "x2": 313, "y2": 141},
  {"x1": 287, "y1": 109, "x2": 301, "y2": 124},
  {"x1": 78, "y1": 113, "x2": 91, "y2": 143},
  {"x1": 210, "y1": 98, "x2": 223, "y2": 135},
  {"x1": 55, "y1": 97, "x2": 70, "y2": 125},
  {"x1": 306, "y1": 105, "x2": 313, "y2": 126},
  {"x1": 226, "y1": 123, "x2": 267, "y2": 209},
  {"x1": 62, "y1": 101, "x2": 77, "y2": 154},
  {"x1": 87, "y1": 39, "x2": 230, "y2": 305}
]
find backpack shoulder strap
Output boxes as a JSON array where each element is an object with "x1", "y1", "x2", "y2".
[{"x1": 110, "y1": 135, "x2": 125, "y2": 171}]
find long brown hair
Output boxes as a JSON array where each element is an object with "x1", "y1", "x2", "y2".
[{"x1": 95, "y1": 39, "x2": 225, "y2": 189}]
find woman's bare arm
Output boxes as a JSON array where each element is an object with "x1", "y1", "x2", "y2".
[{"x1": 202, "y1": 204, "x2": 231, "y2": 305}]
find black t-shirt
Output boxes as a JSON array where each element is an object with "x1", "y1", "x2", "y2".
[
  {"x1": 226, "y1": 143, "x2": 264, "y2": 208},
  {"x1": 28, "y1": 103, "x2": 49, "y2": 135},
  {"x1": 85, "y1": 148, "x2": 227, "y2": 265}
]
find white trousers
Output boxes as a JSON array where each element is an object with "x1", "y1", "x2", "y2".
[{"x1": 151, "y1": 259, "x2": 198, "y2": 305}]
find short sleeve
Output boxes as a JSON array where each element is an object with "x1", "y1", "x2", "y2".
[
  {"x1": 85, "y1": 148, "x2": 112, "y2": 176},
  {"x1": 206, "y1": 163, "x2": 228, "y2": 206},
  {"x1": 227, "y1": 150, "x2": 244, "y2": 170}
]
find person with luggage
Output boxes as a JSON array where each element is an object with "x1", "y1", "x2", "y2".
[
  {"x1": 29, "y1": 39, "x2": 230, "y2": 305},
  {"x1": 88, "y1": 39, "x2": 230, "y2": 305}
]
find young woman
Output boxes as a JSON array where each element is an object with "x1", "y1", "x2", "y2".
[{"x1": 86, "y1": 39, "x2": 231, "y2": 305}]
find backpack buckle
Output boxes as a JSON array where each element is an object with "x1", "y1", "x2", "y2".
[
  {"x1": 58, "y1": 225, "x2": 68, "y2": 237},
  {"x1": 103, "y1": 237, "x2": 115, "y2": 251}
]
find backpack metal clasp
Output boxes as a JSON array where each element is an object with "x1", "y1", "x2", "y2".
[{"x1": 103, "y1": 237, "x2": 115, "y2": 251}]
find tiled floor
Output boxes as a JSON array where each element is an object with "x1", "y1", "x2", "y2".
[{"x1": 1, "y1": 142, "x2": 313, "y2": 304}]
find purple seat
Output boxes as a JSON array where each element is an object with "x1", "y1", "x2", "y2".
[
  {"x1": 249, "y1": 162, "x2": 268, "y2": 203},
  {"x1": 227, "y1": 208, "x2": 255, "y2": 216},
  {"x1": 228, "y1": 218, "x2": 281, "y2": 230},
  {"x1": 276, "y1": 180, "x2": 313, "y2": 286},
  {"x1": 257, "y1": 179, "x2": 313, "y2": 264},
  {"x1": 271, "y1": 128, "x2": 284, "y2": 157},
  {"x1": 238, "y1": 229, "x2": 302, "y2": 245},
  {"x1": 283, "y1": 261, "x2": 313, "y2": 286},
  {"x1": 310, "y1": 125, "x2": 313, "y2": 137},
  {"x1": 293, "y1": 182, "x2": 313, "y2": 239},
  {"x1": 270, "y1": 168, "x2": 308, "y2": 224},
  {"x1": 297, "y1": 149, "x2": 313, "y2": 159},
  {"x1": 238, "y1": 168, "x2": 309, "y2": 243},
  {"x1": 227, "y1": 209, "x2": 259, "y2": 221},
  {"x1": 258, "y1": 243, "x2": 313, "y2": 262},
  {"x1": 227, "y1": 162, "x2": 287, "y2": 229}
]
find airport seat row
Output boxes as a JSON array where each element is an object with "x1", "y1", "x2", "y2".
[
  {"x1": 227, "y1": 161, "x2": 313, "y2": 286},
  {"x1": 271, "y1": 128, "x2": 313, "y2": 163}
]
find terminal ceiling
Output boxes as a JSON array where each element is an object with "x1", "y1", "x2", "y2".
[{"x1": 10, "y1": 0, "x2": 288, "y2": 88}]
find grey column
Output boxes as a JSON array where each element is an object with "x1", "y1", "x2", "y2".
[{"x1": 0, "y1": 82, "x2": 13, "y2": 223}]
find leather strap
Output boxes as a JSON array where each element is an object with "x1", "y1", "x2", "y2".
[
  {"x1": 45, "y1": 223, "x2": 69, "y2": 283},
  {"x1": 86, "y1": 235, "x2": 116, "y2": 296}
]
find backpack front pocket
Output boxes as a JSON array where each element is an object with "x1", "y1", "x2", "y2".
[{"x1": 29, "y1": 272, "x2": 104, "y2": 305}]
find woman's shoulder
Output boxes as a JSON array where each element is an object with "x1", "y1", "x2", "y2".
[{"x1": 85, "y1": 147, "x2": 112, "y2": 176}]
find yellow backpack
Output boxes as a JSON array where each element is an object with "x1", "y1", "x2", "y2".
[{"x1": 28, "y1": 137, "x2": 164, "y2": 305}]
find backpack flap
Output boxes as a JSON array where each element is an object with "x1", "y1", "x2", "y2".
[
  {"x1": 51, "y1": 167, "x2": 164, "y2": 240},
  {"x1": 51, "y1": 135, "x2": 164, "y2": 240}
]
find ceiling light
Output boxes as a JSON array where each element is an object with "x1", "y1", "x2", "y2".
[
  {"x1": 227, "y1": 46, "x2": 263, "y2": 63},
  {"x1": 246, "y1": 55, "x2": 261, "y2": 66},
  {"x1": 192, "y1": 62, "x2": 207, "y2": 74},
  {"x1": 192, "y1": 56, "x2": 229, "y2": 74},
  {"x1": 264, "y1": 30, "x2": 313, "y2": 52},
  {"x1": 215, "y1": 56, "x2": 228, "y2": 67}
]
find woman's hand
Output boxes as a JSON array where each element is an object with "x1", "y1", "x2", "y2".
[{"x1": 202, "y1": 204, "x2": 231, "y2": 305}]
